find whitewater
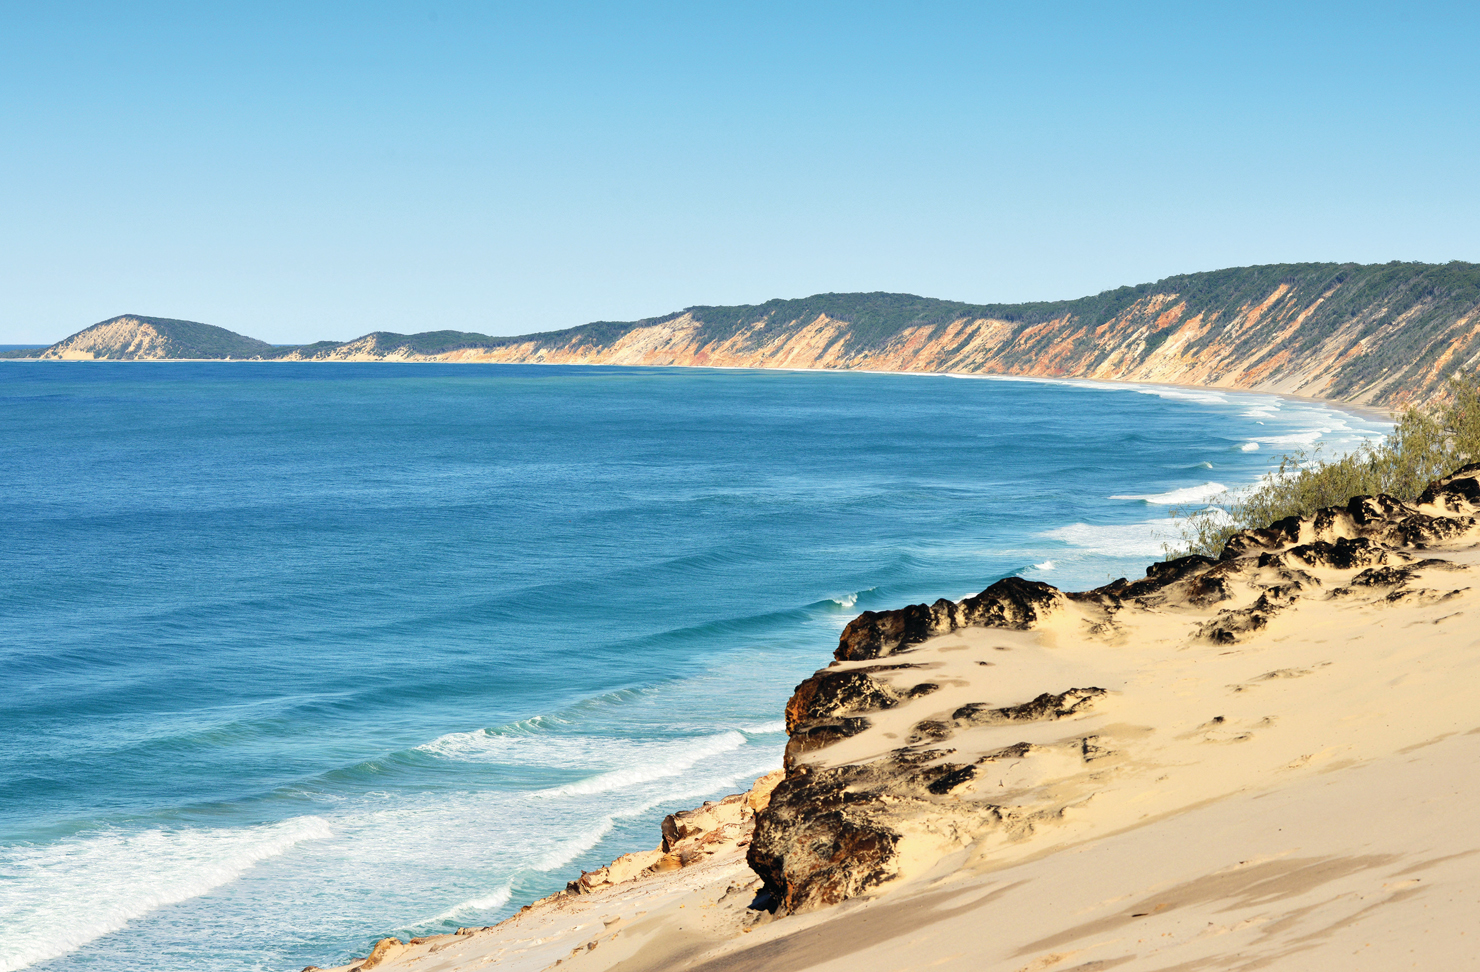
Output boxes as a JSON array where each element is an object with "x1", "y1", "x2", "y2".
[{"x1": 0, "y1": 363, "x2": 1388, "y2": 971}]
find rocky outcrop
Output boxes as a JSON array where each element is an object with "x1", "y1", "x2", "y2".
[
  {"x1": 748, "y1": 465, "x2": 1480, "y2": 914},
  {"x1": 562, "y1": 786, "x2": 769, "y2": 895},
  {"x1": 835, "y1": 577, "x2": 1066, "y2": 663},
  {"x1": 549, "y1": 769, "x2": 784, "y2": 899}
]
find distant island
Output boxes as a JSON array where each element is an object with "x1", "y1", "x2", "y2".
[{"x1": 8, "y1": 261, "x2": 1480, "y2": 409}]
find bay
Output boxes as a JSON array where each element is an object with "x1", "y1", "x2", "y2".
[{"x1": 0, "y1": 363, "x2": 1386, "y2": 971}]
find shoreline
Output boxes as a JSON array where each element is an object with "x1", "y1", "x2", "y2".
[
  {"x1": 1, "y1": 356, "x2": 1398, "y2": 423},
  {"x1": 313, "y1": 464, "x2": 1480, "y2": 971}
]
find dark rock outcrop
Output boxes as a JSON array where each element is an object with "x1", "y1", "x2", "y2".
[
  {"x1": 912, "y1": 688, "x2": 1107, "y2": 744},
  {"x1": 749, "y1": 679, "x2": 1110, "y2": 912},
  {"x1": 783, "y1": 668, "x2": 938, "y2": 768},
  {"x1": 835, "y1": 577, "x2": 1065, "y2": 662},
  {"x1": 1270, "y1": 536, "x2": 1390, "y2": 570},
  {"x1": 750, "y1": 464, "x2": 1480, "y2": 915}
]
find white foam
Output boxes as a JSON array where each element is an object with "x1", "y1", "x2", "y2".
[
  {"x1": 532, "y1": 731, "x2": 748, "y2": 798},
  {"x1": 1240, "y1": 442, "x2": 1260, "y2": 452},
  {"x1": 986, "y1": 375, "x2": 1229, "y2": 404},
  {"x1": 741, "y1": 720, "x2": 786, "y2": 734},
  {"x1": 425, "y1": 883, "x2": 514, "y2": 924},
  {"x1": 416, "y1": 728, "x2": 501, "y2": 760},
  {"x1": 978, "y1": 375, "x2": 1231, "y2": 406},
  {"x1": 1041, "y1": 520, "x2": 1183, "y2": 559},
  {"x1": 830, "y1": 592, "x2": 858, "y2": 609},
  {"x1": 1131, "y1": 386, "x2": 1229, "y2": 405},
  {"x1": 0, "y1": 816, "x2": 331, "y2": 972},
  {"x1": 1251, "y1": 429, "x2": 1328, "y2": 447},
  {"x1": 1191, "y1": 507, "x2": 1236, "y2": 528},
  {"x1": 1032, "y1": 560, "x2": 1055, "y2": 571},
  {"x1": 529, "y1": 817, "x2": 618, "y2": 870},
  {"x1": 606, "y1": 753, "x2": 785, "y2": 820},
  {"x1": 417, "y1": 727, "x2": 631, "y2": 764},
  {"x1": 1110, "y1": 482, "x2": 1227, "y2": 505}
]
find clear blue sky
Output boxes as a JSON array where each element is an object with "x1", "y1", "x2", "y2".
[{"x1": 2, "y1": 2, "x2": 1477, "y2": 344}]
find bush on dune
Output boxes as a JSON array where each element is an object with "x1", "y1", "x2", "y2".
[{"x1": 1169, "y1": 374, "x2": 1480, "y2": 559}]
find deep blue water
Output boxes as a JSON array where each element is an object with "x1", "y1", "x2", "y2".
[{"x1": 0, "y1": 363, "x2": 1387, "y2": 972}]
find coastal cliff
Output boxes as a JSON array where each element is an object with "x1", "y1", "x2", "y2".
[
  {"x1": 367, "y1": 262, "x2": 1480, "y2": 409},
  {"x1": 315, "y1": 463, "x2": 1480, "y2": 971},
  {"x1": 13, "y1": 261, "x2": 1480, "y2": 408}
]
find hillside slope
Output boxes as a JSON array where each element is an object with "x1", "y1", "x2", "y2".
[
  {"x1": 15, "y1": 262, "x2": 1480, "y2": 407},
  {"x1": 30, "y1": 315, "x2": 277, "y2": 360},
  {"x1": 271, "y1": 261, "x2": 1480, "y2": 408}
]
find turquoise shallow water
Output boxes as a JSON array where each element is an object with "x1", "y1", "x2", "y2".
[{"x1": 0, "y1": 363, "x2": 1387, "y2": 972}]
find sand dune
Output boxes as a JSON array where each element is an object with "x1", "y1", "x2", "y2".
[{"x1": 314, "y1": 466, "x2": 1480, "y2": 972}]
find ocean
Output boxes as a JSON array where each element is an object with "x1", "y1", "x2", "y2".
[{"x1": 0, "y1": 363, "x2": 1388, "y2": 972}]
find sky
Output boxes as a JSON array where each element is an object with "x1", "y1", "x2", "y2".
[{"x1": 2, "y1": 2, "x2": 1478, "y2": 345}]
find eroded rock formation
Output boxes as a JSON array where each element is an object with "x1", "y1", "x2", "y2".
[
  {"x1": 554, "y1": 769, "x2": 784, "y2": 900},
  {"x1": 748, "y1": 464, "x2": 1480, "y2": 913}
]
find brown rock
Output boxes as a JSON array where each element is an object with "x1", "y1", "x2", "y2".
[
  {"x1": 359, "y1": 938, "x2": 409, "y2": 970},
  {"x1": 747, "y1": 769, "x2": 785, "y2": 812},
  {"x1": 606, "y1": 848, "x2": 664, "y2": 883},
  {"x1": 651, "y1": 852, "x2": 683, "y2": 872},
  {"x1": 835, "y1": 577, "x2": 1065, "y2": 662}
]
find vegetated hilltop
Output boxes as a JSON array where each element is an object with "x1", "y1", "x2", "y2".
[
  {"x1": 15, "y1": 262, "x2": 1480, "y2": 407},
  {"x1": 4, "y1": 315, "x2": 278, "y2": 360}
]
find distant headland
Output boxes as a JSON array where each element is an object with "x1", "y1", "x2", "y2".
[{"x1": 8, "y1": 261, "x2": 1480, "y2": 409}]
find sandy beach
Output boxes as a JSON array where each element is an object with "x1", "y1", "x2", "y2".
[{"x1": 311, "y1": 465, "x2": 1480, "y2": 972}]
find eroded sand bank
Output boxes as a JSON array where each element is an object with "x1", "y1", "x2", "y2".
[{"x1": 315, "y1": 466, "x2": 1480, "y2": 972}]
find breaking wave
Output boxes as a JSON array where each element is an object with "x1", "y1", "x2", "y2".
[
  {"x1": 1110, "y1": 482, "x2": 1227, "y2": 505},
  {"x1": 1040, "y1": 520, "x2": 1184, "y2": 559},
  {"x1": 533, "y1": 731, "x2": 749, "y2": 798}
]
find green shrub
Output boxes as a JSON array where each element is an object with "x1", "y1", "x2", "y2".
[{"x1": 1167, "y1": 374, "x2": 1480, "y2": 558}]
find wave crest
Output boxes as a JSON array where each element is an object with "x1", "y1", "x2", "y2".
[
  {"x1": 1110, "y1": 482, "x2": 1226, "y2": 505},
  {"x1": 1041, "y1": 520, "x2": 1183, "y2": 558},
  {"x1": 532, "y1": 731, "x2": 749, "y2": 798}
]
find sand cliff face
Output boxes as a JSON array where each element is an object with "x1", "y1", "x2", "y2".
[
  {"x1": 39, "y1": 317, "x2": 176, "y2": 360},
  {"x1": 748, "y1": 464, "x2": 1480, "y2": 914},
  {"x1": 277, "y1": 279, "x2": 1480, "y2": 408},
  {"x1": 37, "y1": 264, "x2": 1480, "y2": 409}
]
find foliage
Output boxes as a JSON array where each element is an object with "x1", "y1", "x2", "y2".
[
  {"x1": 261, "y1": 341, "x2": 337, "y2": 358},
  {"x1": 1167, "y1": 374, "x2": 1480, "y2": 558},
  {"x1": 120, "y1": 316, "x2": 278, "y2": 357},
  {"x1": 359, "y1": 330, "x2": 517, "y2": 354}
]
